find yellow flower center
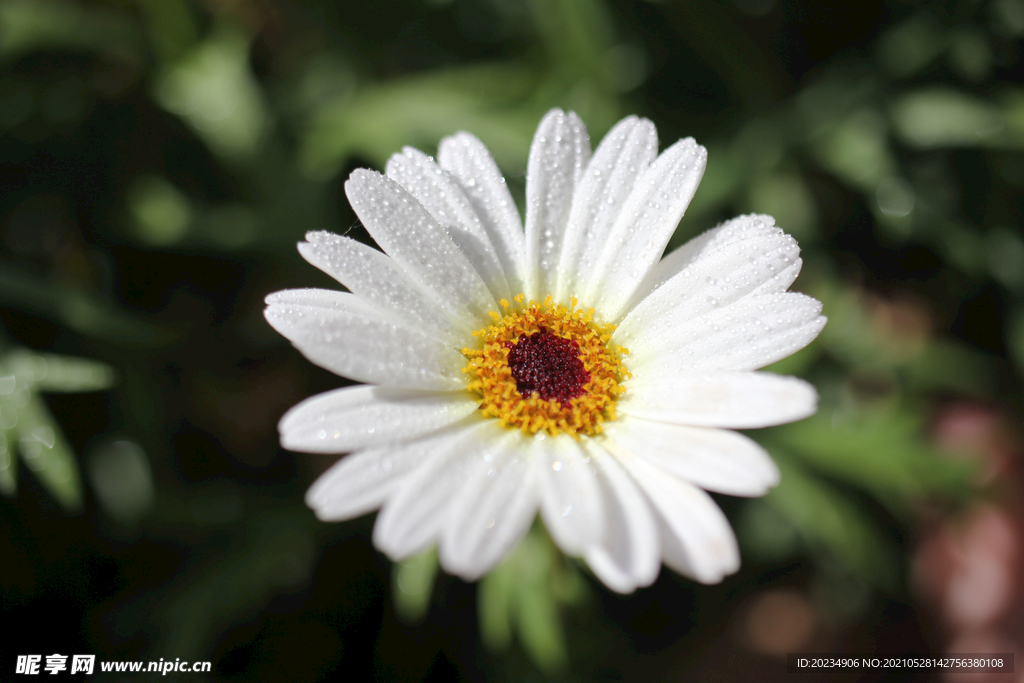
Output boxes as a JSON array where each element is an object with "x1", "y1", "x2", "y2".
[{"x1": 462, "y1": 294, "x2": 630, "y2": 437}]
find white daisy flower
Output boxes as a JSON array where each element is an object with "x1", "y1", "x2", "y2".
[{"x1": 265, "y1": 109, "x2": 826, "y2": 593}]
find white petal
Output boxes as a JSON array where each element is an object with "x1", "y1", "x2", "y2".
[
  {"x1": 345, "y1": 169, "x2": 497, "y2": 322},
  {"x1": 616, "y1": 224, "x2": 802, "y2": 347},
  {"x1": 604, "y1": 416, "x2": 779, "y2": 496},
  {"x1": 627, "y1": 214, "x2": 791, "y2": 309},
  {"x1": 524, "y1": 109, "x2": 590, "y2": 300},
  {"x1": 626, "y1": 293, "x2": 826, "y2": 374},
  {"x1": 373, "y1": 419, "x2": 493, "y2": 559},
  {"x1": 440, "y1": 429, "x2": 539, "y2": 580},
  {"x1": 265, "y1": 291, "x2": 465, "y2": 390},
  {"x1": 265, "y1": 287, "x2": 357, "y2": 310},
  {"x1": 555, "y1": 116, "x2": 658, "y2": 302},
  {"x1": 614, "y1": 452, "x2": 740, "y2": 584},
  {"x1": 680, "y1": 296, "x2": 825, "y2": 372},
  {"x1": 305, "y1": 424, "x2": 465, "y2": 521},
  {"x1": 583, "y1": 442, "x2": 659, "y2": 593},
  {"x1": 619, "y1": 371, "x2": 818, "y2": 428},
  {"x1": 536, "y1": 434, "x2": 604, "y2": 556},
  {"x1": 584, "y1": 138, "x2": 707, "y2": 321},
  {"x1": 386, "y1": 147, "x2": 512, "y2": 302},
  {"x1": 438, "y1": 132, "x2": 527, "y2": 295},
  {"x1": 279, "y1": 385, "x2": 477, "y2": 453},
  {"x1": 298, "y1": 231, "x2": 472, "y2": 339}
]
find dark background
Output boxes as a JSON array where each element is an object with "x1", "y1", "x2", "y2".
[{"x1": 2, "y1": 0, "x2": 1023, "y2": 680}]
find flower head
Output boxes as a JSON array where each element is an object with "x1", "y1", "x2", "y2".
[{"x1": 265, "y1": 109, "x2": 826, "y2": 592}]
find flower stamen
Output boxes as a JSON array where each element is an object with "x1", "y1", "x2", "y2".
[{"x1": 462, "y1": 296, "x2": 630, "y2": 437}]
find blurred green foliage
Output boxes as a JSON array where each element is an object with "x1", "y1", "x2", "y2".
[
  {"x1": 478, "y1": 525, "x2": 588, "y2": 676},
  {"x1": 0, "y1": 343, "x2": 115, "y2": 508},
  {"x1": 2, "y1": 0, "x2": 1023, "y2": 680}
]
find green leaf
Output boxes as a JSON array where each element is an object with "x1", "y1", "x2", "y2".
[
  {"x1": 875, "y1": 11, "x2": 947, "y2": 78},
  {"x1": 747, "y1": 172, "x2": 818, "y2": 241},
  {"x1": 890, "y1": 88, "x2": 1015, "y2": 148},
  {"x1": 132, "y1": 0, "x2": 197, "y2": 64},
  {"x1": 392, "y1": 547, "x2": 439, "y2": 625},
  {"x1": 154, "y1": 24, "x2": 269, "y2": 157},
  {"x1": 0, "y1": 0, "x2": 143, "y2": 64},
  {"x1": 904, "y1": 339, "x2": 997, "y2": 395},
  {"x1": 300, "y1": 63, "x2": 541, "y2": 179},
  {"x1": 768, "y1": 404, "x2": 973, "y2": 509},
  {"x1": 86, "y1": 439, "x2": 154, "y2": 527},
  {"x1": 0, "y1": 345, "x2": 118, "y2": 509},
  {"x1": 0, "y1": 428, "x2": 15, "y2": 496},
  {"x1": 765, "y1": 454, "x2": 897, "y2": 587},
  {"x1": 986, "y1": 227, "x2": 1024, "y2": 292},
  {"x1": 126, "y1": 175, "x2": 194, "y2": 247},
  {"x1": 478, "y1": 525, "x2": 580, "y2": 675},
  {"x1": 479, "y1": 560, "x2": 514, "y2": 652},
  {"x1": 808, "y1": 108, "x2": 895, "y2": 191},
  {"x1": 6, "y1": 349, "x2": 116, "y2": 393},
  {"x1": 948, "y1": 27, "x2": 993, "y2": 82},
  {"x1": 516, "y1": 576, "x2": 568, "y2": 675},
  {"x1": 525, "y1": 0, "x2": 617, "y2": 88},
  {"x1": 13, "y1": 394, "x2": 83, "y2": 510}
]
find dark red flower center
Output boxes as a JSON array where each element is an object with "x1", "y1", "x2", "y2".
[{"x1": 506, "y1": 330, "x2": 590, "y2": 407}]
